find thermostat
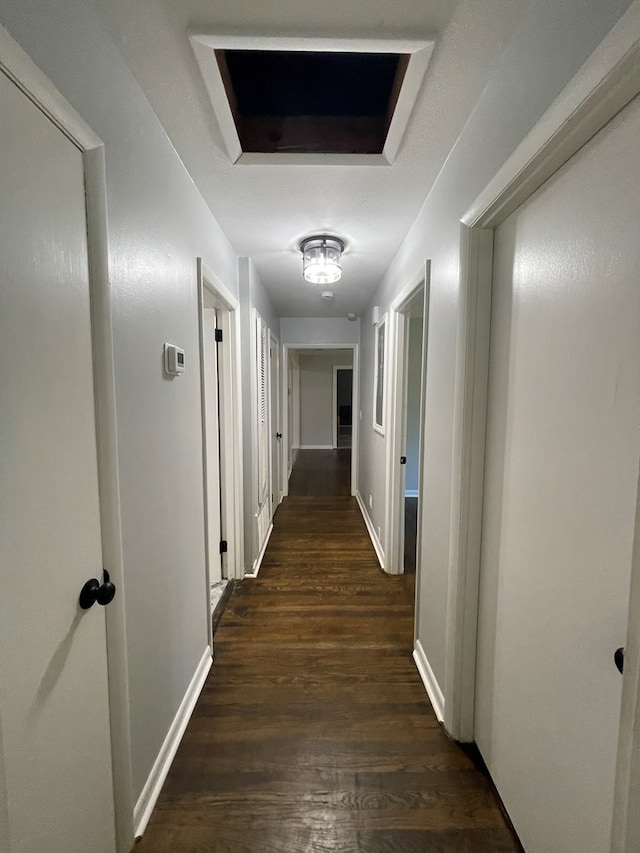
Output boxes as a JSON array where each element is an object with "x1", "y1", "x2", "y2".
[{"x1": 164, "y1": 343, "x2": 185, "y2": 376}]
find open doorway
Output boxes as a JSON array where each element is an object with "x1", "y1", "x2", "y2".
[
  {"x1": 333, "y1": 366, "x2": 353, "y2": 448},
  {"x1": 197, "y1": 259, "x2": 244, "y2": 644},
  {"x1": 385, "y1": 264, "x2": 430, "y2": 577},
  {"x1": 269, "y1": 332, "x2": 282, "y2": 516},
  {"x1": 402, "y1": 305, "x2": 423, "y2": 574},
  {"x1": 283, "y1": 346, "x2": 359, "y2": 497}
]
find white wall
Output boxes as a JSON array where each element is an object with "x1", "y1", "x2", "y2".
[
  {"x1": 281, "y1": 317, "x2": 361, "y2": 347},
  {"x1": 357, "y1": 0, "x2": 633, "y2": 697},
  {"x1": 0, "y1": 0, "x2": 240, "y2": 809},
  {"x1": 288, "y1": 351, "x2": 300, "y2": 468},
  {"x1": 298, "y1": 351, "x2": 353, "y2": 447},
  {"x1": 357, "y1": 311, "x2": 387, "y2": 552}
]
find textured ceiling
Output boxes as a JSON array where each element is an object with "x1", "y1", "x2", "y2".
[{"x1": 98, "y1": 0, "x2": 525, "y2": 317}]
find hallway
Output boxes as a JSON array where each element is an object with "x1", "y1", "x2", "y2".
[{"x1": 137, "y1": 453, "x2": 520, "y2": 852}]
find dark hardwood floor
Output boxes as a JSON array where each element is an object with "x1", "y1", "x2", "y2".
[
  {"x1": 136, "y1": 477, "x2": 521, "y2": 851},
  {"x1": 404, "y1": 497, "x2": 418, "y2": 574},
  {"x1": 288, "y1": 448, "x2": 351, "y2": 496}
]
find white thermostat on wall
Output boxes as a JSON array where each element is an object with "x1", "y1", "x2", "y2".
[{"x1": 164, "y1": 343, "x2": 185, "y2": 376}]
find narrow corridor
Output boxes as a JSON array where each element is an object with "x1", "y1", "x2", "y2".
[{"x1": 137, "y1": 452, "x2": 520, "y2": 852}]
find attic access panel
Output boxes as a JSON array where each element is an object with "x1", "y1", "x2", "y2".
[{"x1": 216, "y1": 50, "x2": 409, "y2": 155}]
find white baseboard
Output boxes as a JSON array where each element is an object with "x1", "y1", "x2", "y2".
[
  {"x1": 134, "y1": 646, "x2": 212, "y2": 838},
  {"x1": 299, "y1": 444, "x2": 333, "y2": 450},
  {"x1": 244, "y1": 522, "x2": 273, "y2": 578},
  {"x1": 413, "y1": 639, "x2": 445, "y2": 722},
  {"x1": 405, "y1": 489, "x2": 419, "y2": 498},
  {"x1": 355, "y1": 490, "x2": 384, "y2": 570}
]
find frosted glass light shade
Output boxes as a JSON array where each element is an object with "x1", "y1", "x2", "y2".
[{"x1": 300, "y1": 236, "x2": 344, "y2": 284}]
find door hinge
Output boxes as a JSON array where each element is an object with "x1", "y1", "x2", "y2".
[
  {"x1": 219, "y1": 539, "x2": 228, "y2": 554},
  {"x1": 400, "y1": 456, "x2": 407, "y2": 465},
  {"x1": 215, "y1": 328, "x2": 223, "y2": 343}
]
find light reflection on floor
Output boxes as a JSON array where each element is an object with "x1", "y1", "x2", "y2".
[{"x1": 210, "y1": 580, "x2": 228, "y2": 613}]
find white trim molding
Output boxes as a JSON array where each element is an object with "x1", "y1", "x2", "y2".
[
  {"x1": 134, "y1": 648, "x2": 212, "y2": 839},
  {"x1": 464, "y1": 1, "x2": 640, "y2": 230},
  {"x1": 612, "y1": 456, "x2": 640, "y2": 853},
  {"x1": 197, "y1": 259, "x2": 244, "y2": 661},
  {"x1": 444, "y1": 226, "x2": 493, "y2": 742},
  {"x1": 355, "y1": 491, "x2": 384, "y2": 570},
  {"x1": 372, "y1": 313, "x2": 387, "y2": 436},
  {"x1": 413, "y1": 640, "x2": 444, "y2": 723},
  {"x1": 244, "y1": 522, "x2": 274, "y2": 578}
]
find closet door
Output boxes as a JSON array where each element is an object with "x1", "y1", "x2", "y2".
[
  {"x1": 475, "y1": 93, "x2": 640, "y2": 852},
  {"x1": 0, "y1": 68, "x2": 116, "y2": 853}
]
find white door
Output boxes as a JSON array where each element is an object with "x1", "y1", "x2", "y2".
[
  {"x1": 203, "y1": 308, "x2": 223, "y2": 586},
  {"x1": 475, "y1": 93, "x2": 640, "y2": 852},
  {"x1": 0, "y1": 71, "x2": 116, "y2": 851}
]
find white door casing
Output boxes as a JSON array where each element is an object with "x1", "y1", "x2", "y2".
[
  {"x1": 0, "y1": 67, "x2": 117, "y2": 853},
  {"x1": 202, "y1": 308, "x2": 223, "y2": 588},
  {"x1": 269, "y1": 332, "x2": 281, "y2": 515},
  {"x1": 385, "y1": 265, "x2": 430, "y2": 577},
  {"x1": 474, "y1": 90, "x2": 640, "y2": 853},
  {"x1": 197, "y1": 259, "x2": 244, "y2": 590},
  {"x1": 253, "y1": 311, "x2": 271, "y2": 557}
]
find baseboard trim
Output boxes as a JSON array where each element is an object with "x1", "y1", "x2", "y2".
[
  {"x1": 244, "y1": 522, "x2": 273, "y2": 578},
  {"x1": 405, "y1": 489, "x2": 419, "y2": 498},
  {"x1": 134, "y1": 646, "x2": 212, "y2": 838},
  {"x1": 355, "y1": 490, "x2": 384, "y2": 570},
  {"x1": 413, "y1": 639, "x2": 445, "y2": 722},
  {"x1": 299, "y1": 444, "x2": 333, "y2": 450}
]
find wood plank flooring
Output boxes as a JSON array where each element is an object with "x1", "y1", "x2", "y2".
[
  {"x1": 404, "y1": 497, "x2": 418, "y2": 575},
  {"x1": 288, "y1": 448, "x2": 351, "y2": 496},
  {"x1": 136, "y1": 487, "x2": 521, "y2": 852}
]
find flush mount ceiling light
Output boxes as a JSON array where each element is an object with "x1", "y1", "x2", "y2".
[{"x1": 300, "y1": 236, "x2": 344, "y2": 285}]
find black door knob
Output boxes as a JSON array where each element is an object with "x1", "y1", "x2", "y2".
[
  {"x1": 79, "y1": 569, "x2": 116, "y2": 610},
  {"x1": 96, "y1": 570, "x2": 116, "y2": 606},
  {"x1": 614, "y1": 647, "x2": 625, "y2": 674}
]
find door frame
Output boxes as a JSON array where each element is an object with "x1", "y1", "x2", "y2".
[
  {"x1": 269, "y1": 330, "x2": 282, "y2": 515},
  {"x1": 0, "y1": 24, "x2": 134, "y2": 852},
  {"x1": 286, "y1": 351, "x2": 300, "y2": 476},
  {"x1": 446, "y1": 8, "x2": 640, "y2": 849},
  {"x1": 197, "y1": 259, "x2": 244, "y2": 615},
  {"x1": 282, "y1": 344, "x2": 360, "y2": 497},
  {"x1": 332, "y1": 365, "x2": 353, "y2": 448},
  {"x1": 384, "y1": 264, "x2": 430, "y2": 577}
]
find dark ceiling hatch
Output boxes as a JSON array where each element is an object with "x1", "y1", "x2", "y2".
[{"x1": 215, "y1": 50, "x2": 409, "y2": 155}]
